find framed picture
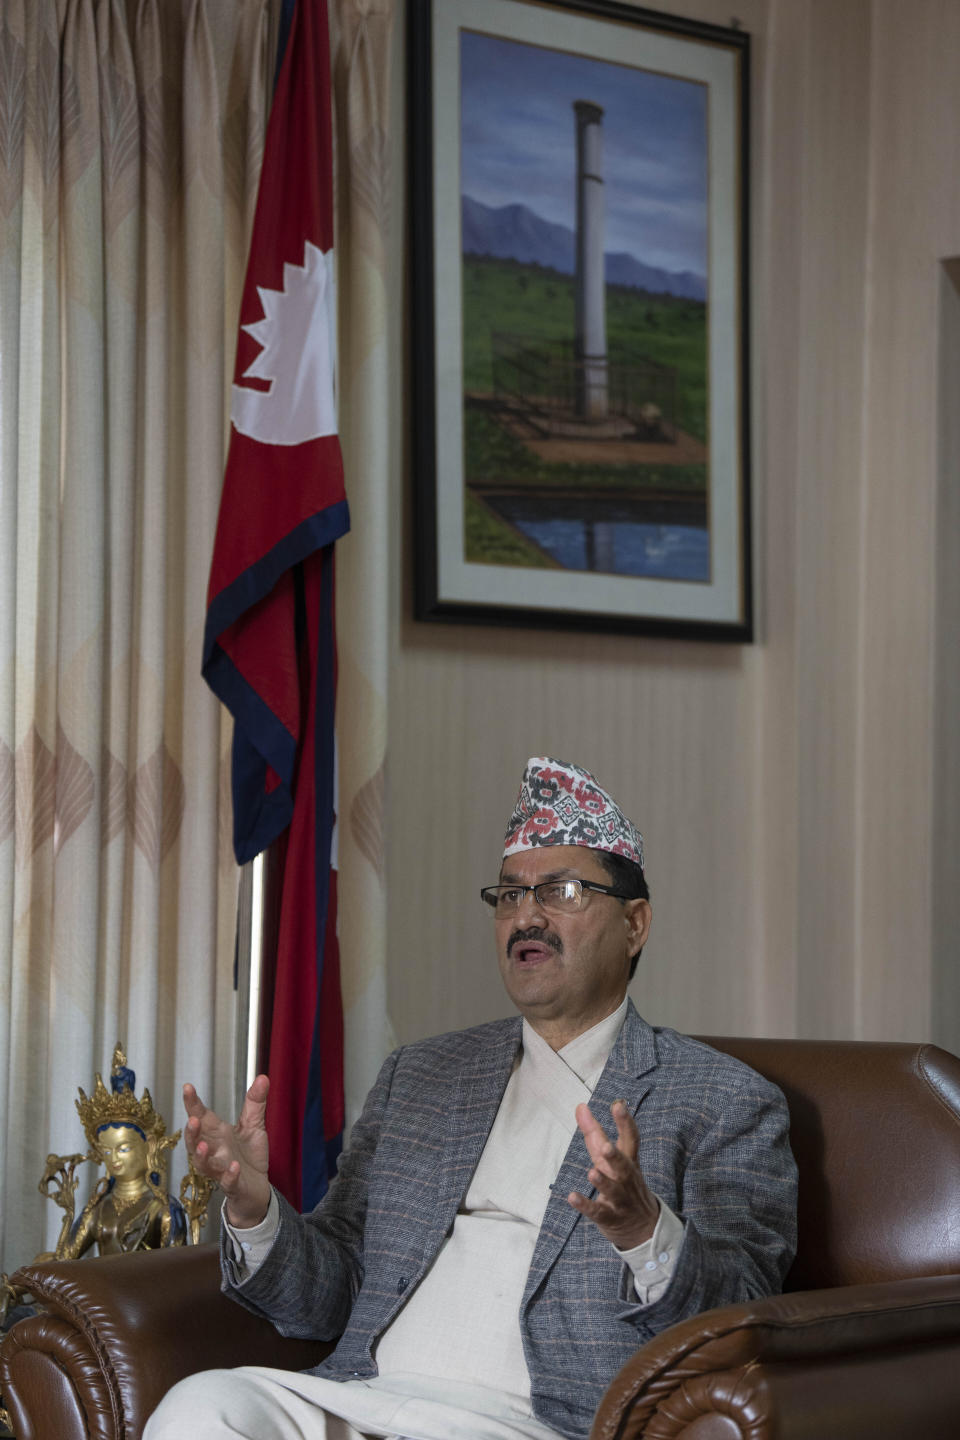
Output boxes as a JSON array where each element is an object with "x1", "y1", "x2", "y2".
[{"x1": 409, "y1": 0, "x2": 752, "y2": 641}]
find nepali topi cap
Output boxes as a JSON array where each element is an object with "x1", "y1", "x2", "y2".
[{"x1": 503, "y1": 756, "x2": 644, "y2": 869}]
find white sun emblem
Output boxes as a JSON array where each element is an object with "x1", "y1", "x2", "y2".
[{"x1": 231, "y1": 239, "x2": 338, "y2": 447}]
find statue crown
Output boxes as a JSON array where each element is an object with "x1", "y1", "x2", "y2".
[{"x1": 75, "y1": 1043, "x2": 168, "y2": 1151}]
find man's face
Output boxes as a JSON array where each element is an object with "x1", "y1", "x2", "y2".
[{"x1": 495, "y1": 844, "x2": 652, "y2": 1045}]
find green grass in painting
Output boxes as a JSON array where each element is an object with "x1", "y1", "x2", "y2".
[
  {"x1": 460, "y1": 256, "x2": 708, "y2": 565},
  {"x1": 462, "y1": 256, "x2": 708, "y2": 442},
  {"x1": 464, "y1": 409, "x2": 706, "y2": 494},
  {"x1": 464, "y1": 489, "x2": 555, "y2": 568}
]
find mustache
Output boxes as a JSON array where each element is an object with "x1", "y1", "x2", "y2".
[{"x1": 507, "y1": 927, "x2": 563, "y2": 959}]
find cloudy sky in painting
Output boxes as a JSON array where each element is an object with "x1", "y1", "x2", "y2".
[{"x1": 460, "y1": 31, "x2": 708, "y2": 278}]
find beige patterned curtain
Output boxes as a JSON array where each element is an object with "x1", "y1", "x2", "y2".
[
  {"x1": 330, "y1": 0, "x2": 395, "y2": 1125},
  {"x1": 0, "y1": 0, "x2": 274, "y2": 1271}
]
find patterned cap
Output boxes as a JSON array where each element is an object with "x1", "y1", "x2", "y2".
[{"x1": 503, "y1": 757, "x2": 644, "y2": 869}]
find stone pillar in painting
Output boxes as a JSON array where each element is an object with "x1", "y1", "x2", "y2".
[{"x1": 573, "y1": 99, "x2": 608, "y2": 419}]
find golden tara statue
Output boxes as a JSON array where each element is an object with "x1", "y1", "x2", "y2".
[{"x1": 42, "y1": 1045, "x2": 188, "y2": 1258}]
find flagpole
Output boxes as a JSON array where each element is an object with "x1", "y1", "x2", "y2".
[{"x1": 232, "y1": 857, "x2": 264, "y2": 1107}]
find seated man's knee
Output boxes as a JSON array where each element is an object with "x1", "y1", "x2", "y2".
[{"x1": 144, "y1": 1368, "x2": 253, "y2": 1439}]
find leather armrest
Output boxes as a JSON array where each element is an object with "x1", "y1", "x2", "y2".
[
  {"x1": 1, "y1": 1245, "x2": 330, "y2": 1440},
  {"x1": 591, "y1": 1274, "x2": 960, "y2": 1440}
]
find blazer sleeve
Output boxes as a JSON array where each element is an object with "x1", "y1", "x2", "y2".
[
  {"x1": 620, "y1": 1070, "x2": 798, "y2": 1339},
  {"x1": 220, "y1": 1046, "x2": 401, "y2": 1341}
]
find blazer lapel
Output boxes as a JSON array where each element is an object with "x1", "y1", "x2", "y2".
[
  {"x1": 521, "y1": 1002, "x2": 658, "y2": 1308},
  {"x1": 432, "y1": 1018, "x2": 522, "y2": 1238}
]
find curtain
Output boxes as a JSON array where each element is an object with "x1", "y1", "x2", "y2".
[
  {"x1": 0, "y1": 0, "x2": 274, "y2": 1271},
  {"x1": 330, "y1": 0, "x2": 395, "y2": 1126}
]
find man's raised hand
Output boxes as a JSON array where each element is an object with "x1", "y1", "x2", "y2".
[
  {"x1": 183, "y1": 1074, "x2": 272, "y2": 1228},
  {"x1": 567, "y1": 1100, "x2": 659, "y2": 1250}
]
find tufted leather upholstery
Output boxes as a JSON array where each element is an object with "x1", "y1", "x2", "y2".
[
  {"x1": 0, "y1": 1243, "x2": 328, "y2": 1440},
  {"x1": 591, "y1": 1037, "x2": 960, "y2": 1438},
  {"x1": 3, "y1": 1037, "x2": 960, "y2": 1439}
]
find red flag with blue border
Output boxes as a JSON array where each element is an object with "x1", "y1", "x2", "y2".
[{"x1": 202, "y1": 0, "x2": 347, "y2": 1210}]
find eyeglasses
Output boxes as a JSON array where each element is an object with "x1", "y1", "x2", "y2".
[{"x1": 480, "y1": 879, "x2": 632, "y2": 916}]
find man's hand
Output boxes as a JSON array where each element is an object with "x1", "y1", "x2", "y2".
[
  {"x1": 183, "y1": 1074, "x2": 272, "y2": 1229},
  {"x1": 567, "y1": 1100, "x2": 659, "y2": 1250}
]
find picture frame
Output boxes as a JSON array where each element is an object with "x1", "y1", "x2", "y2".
[{"x1": 409, "y1": 0, "x2": 752, "y2": 641}]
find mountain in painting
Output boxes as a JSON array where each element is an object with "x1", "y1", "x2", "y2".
[{"x1": 462, "y1": 194, "x2": 707, "y2": 302}]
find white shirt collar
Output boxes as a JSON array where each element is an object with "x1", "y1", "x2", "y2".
[{"x1": 521, "y1": 994, "x2": 629, "y2": 1090}]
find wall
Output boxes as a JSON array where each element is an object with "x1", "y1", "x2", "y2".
[{"x1": 381, "y1": 0, "x2": 960, "y2": 1050}]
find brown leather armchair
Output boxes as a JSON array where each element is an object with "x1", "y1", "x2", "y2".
[{"x1": 3, "y1": 1037, "x2": 960, "y2": 1440}]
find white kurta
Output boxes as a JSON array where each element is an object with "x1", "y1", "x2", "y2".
[
  {"x1": 372, "y1": 1006, "x2": 613, "y2": 1399},
  {"x1": 146, "y1": 1001, "x2": 683, "y2": 1440}
]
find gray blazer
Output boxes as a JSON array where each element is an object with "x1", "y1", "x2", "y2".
[{"x1": 223, "y1": 1003, "x2": 797, "y2": 1439}]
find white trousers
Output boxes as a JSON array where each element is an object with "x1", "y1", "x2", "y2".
[
  {"x1": 142, "y1": 1367, "x2": 561, "y2": 1440},
  {"x1": 143, "y1": 1369, "x2": 387, "y2": 1440}
]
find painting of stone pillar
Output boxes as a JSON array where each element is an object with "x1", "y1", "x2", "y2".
[{"x1": 410, "y1": 0, "x2": 752, "y2": 637}]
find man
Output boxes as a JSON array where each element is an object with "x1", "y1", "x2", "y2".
[{"x1": 146, "y1": 757, "x2": 797, "y2": 1440}]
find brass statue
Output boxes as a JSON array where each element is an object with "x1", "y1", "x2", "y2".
[
  {"x1": 39, "y1": 1044, "x2": 212, "y2": 1259},
  {"x1": 0, "y1": 1046, "x2": 216, "y2": 1378}
]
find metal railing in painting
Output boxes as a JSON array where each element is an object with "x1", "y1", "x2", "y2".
[{"x1": 491, "y1": 333, "x2": 678, "y2": 442}]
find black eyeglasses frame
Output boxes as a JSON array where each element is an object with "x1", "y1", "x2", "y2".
[{"x1": 479, "y1": 879, "x2": 633, "y2": 913}]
